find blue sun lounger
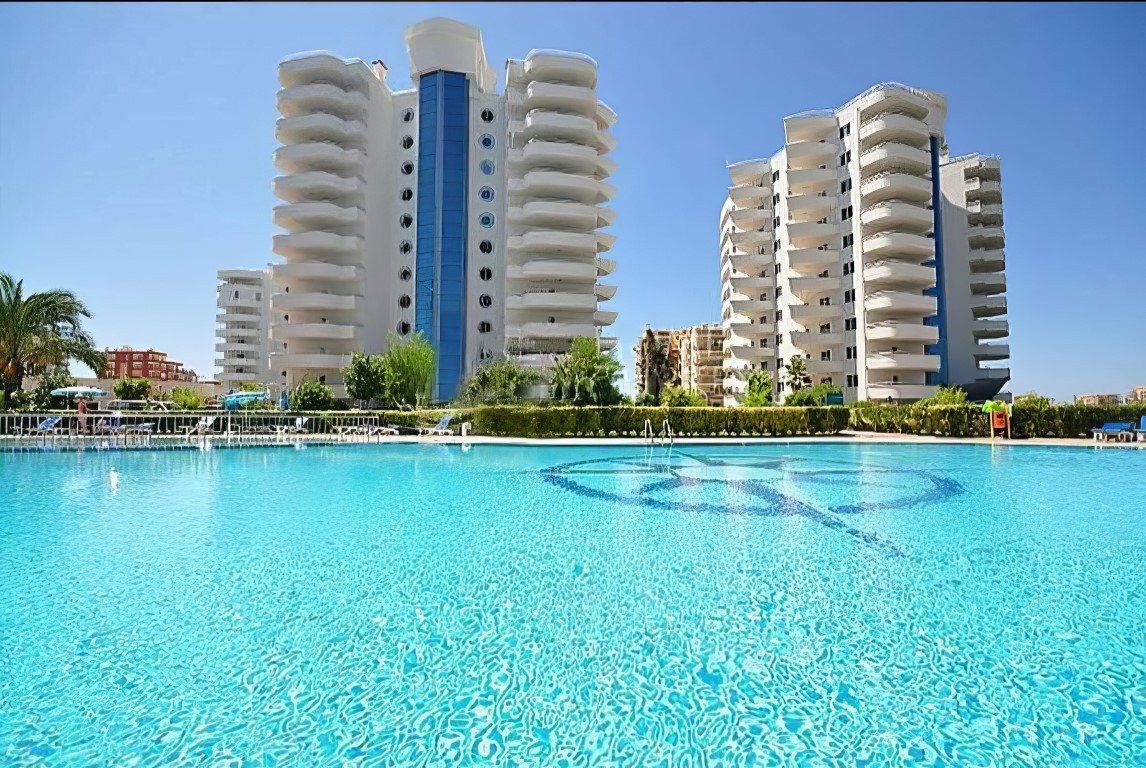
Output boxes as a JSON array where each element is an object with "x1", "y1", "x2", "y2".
[{"x1": 1090, "y1": 422, "x2": 1133, "y2": 443}]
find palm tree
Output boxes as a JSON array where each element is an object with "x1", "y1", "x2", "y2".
[
  {"x1": 549, "y1": 336, "x2": 623, "y2": 406},
  {"x1": 783, "y1": 356, "x2": 811, "y2": 393},
  {"x1": 636, "y1": 328, "x2": 672, "y2": 399},
  {"x1": 0, "y1": 272, "x2": 104, "y2": 403}
]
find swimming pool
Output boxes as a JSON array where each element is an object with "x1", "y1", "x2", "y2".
[{"x1": 2, "y1": 443, "x2": 1143, "y2": 764}]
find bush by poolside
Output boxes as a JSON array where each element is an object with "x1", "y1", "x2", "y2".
[{"x1": 847, "y1": 402, "x2": 1146, "y2": 439}]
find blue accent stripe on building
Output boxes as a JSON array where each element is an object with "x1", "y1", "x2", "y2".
[
  {"x1": 924, "y1": 134, "x2": 949, "y2": 387},
  {"x1": 415, "y1": 71, "x2": 469, "y2": 402}
]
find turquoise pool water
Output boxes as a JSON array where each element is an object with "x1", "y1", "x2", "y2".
[{"x1": 1, "y1": 443, "x2": 1143, "y2": 765}]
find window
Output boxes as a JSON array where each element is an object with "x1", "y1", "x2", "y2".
[
  {"x1": 844, "y1": 289, "x2": 855, "y2": 303},
  {"x1": 842, "y1": 233, "x2": 854, "y2": 249},
  {"x1": 772, "y1": 170, "x2": 780, "y2": 182},
  {"x1": 839, "y1": 150, "x2": 852, "y2": 166},
  {"x1": 775, "y1": 334, "x2": 782, "y2": 347},
  {"x1": 818, "y1": 269, "x2": 829, "y2": 278},
  {"x1": 479, "y1": 267, "x2": 492, "y2": 281},
  {"x1": 762, "y1": 361, "x2": 769, "y2": 371},
  {"x1": 402, "y1": 108, "x2": 414, "y2": 122},
  {"x1": 400, "y1": 214, "x2": 413, "y2": 228},
  {"x1": 400, "y1": 136, "x2": 414, "y2": 149},
  {"x1": 819, "y1": 323, "x2": 831, "y2": 333},
  {"x1": 846, "y1": 346, "x2": 853, "y2": 360},
  {"x1": 401, "y1": 161, "x2": 414, "y2": 175},
  {"x1": 479, "y1": 160, "x2": 495, "y2": 175},
  {"x1": 397, "y1": 321, "x2": 410, "y2": 335},
  {"x1": 819, "y1": 296, "x2": 832, "y2": 306},
  {"x1": 845, "y1": 317, "x2": 857, "y2": 331},
  {"x1": 478, "y1": 134, "x2": 495, "y2": 149},
  {"x1": 480, "y1": 108, "x2": 495, "y2": 123},
  {"x1": 772, "y1": 193, "x2": 780, "y2": 206},
  {"x1": 400, "y1": 267, "x2": 412, "y2": 281},
  {"x1": 779, "y1": 381, "x2": 786, "y2": 392},
  {"x1": 839, "y1": 123, "x2": 851, "y2": 138},
  {"x1": 841, "y1": 206, "x2": 854, "y2": 221},
  {"x1": 773, "y1": 216, "x2": 780, "y2": 228},
  {"x1": 821, "y1": 350, "x2": 832, "y2": 361},
  {"x1": 846, "y1": 374, "x2": 858, "y2": 388},
  {"x1": 480, "y1": 347, "x2": 494, "y2": 361},
  {"x1": 479, "y1": 294, "x2": 493, "y2": 308},
  {"x1": 840, "y1": 178, "x2": 852, "y2": 194},
  {"x1": 479, "y1": 240, "x2": 493, "y2": 254},
  {"x1": 478, "y1": 212, "x2": 495, "y2": 228},
  {"x1": 398, "y1": 295, "x2": 411, "y2": 309},
  {"x1": 775, "y1": 286, "x2": 783, "y2": 298},
  {"x1": 401, "y1": 188, "x2": 413, "y2": 201},
  {"x1": 400, "y1": 240, "x2": 412, "y2": 254},
  {"x1": 478, "y1": 321, "x2": 491, "y2": 333},
  {"x1": 776, "y1": 310, "x2": 783, "y2": 321},
  {"x1": 479, "y1": 186, "x2": 495, "y2": 202}
]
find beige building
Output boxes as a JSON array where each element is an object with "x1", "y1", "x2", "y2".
[
  {"x1": 1126, "y1": 386, "x2": 1146, "y2": 403},
  {"x1": 634, "y1": 324, "x2": 724, "y2": 404},
  {"x1": 1076, "y1": 393, "x2": 1122, "y2": 406}
]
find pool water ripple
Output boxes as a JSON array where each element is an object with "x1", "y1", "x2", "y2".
[{"x1": 1, "y1": 443, "x2": 1143, "y2": 765}]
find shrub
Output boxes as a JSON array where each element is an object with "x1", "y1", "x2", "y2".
[
  {"x1": 1010, "y1": 403, "x2": 1146, "y2": 439},
  {"x1": 915, "y1": 386, "x2": 968, "y2": 406},
  {"x1": 169, "y1": 386, "x2": 205, "y2": 410},
  {"x1": 785, "y1": 382, "x2": 842, "y2": 407},
  {"x1": 343, "y1": 352, "x2": 389, "y2": 408},
  {"x1": 847, "y1": 404, "x2": 987, "y2": 437},
  {"x1": 633, "y1": 392, "x2": 658, "y2": 407},
  {"x1": 659, "y1": 387, "x2": 706, "y2": 407},
  {"x1": 742, "y1": 371, "x2": 773, "y2": 407},
  {"x1": 383, "y1": 331, "x2": 434, "y2": 407},
  {"x1": 460, "y1": 359, "x2": 539, "y2": 405},
  {"x1": 549, "y1": 337, "x2": 623, "y2": 406},
  {"x1": 290, "y1": 380, "x2": 336, "y2": 411},
  {"x1": 113, "y1": 377, "x2": 152, "y2": 401},
  {"x1": 1013, "y1": 391, "x2": 1053, "y2": 409}
]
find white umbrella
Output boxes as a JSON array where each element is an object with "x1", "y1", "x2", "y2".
[{"x1": 50, "y1": 386, "x2": 108, "y2": 398}]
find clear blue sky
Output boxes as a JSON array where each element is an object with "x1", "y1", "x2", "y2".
[{"x1": 2, "y1": 3, "x2": 1143, "y2": 400}]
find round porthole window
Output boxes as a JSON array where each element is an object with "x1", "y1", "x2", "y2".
[
  {"x1": 397, "y1": 321, "x2": 411, "y2": 335},
  {"x1": 478, "y1": 321, "x2": 492, "y2": 333},
  {"x1": 478, "y1": 134, "x2": 495, "y2": 150},
  {"x1": 400, "y1": 188, "x2": 413, "y2": 201},
  {"x1": 399, "y1": 214, "x2": 413, "y2": 228},
  {"x1": 400, "y1": 136, "x2": 414, "y2": 149},
  {"x1": 479, "y1": 267, "x2": 492, "y2": 281},
  {"x1": 479, "y1": 160, "x2": 495, "y2": 175},
  {"x1": 401, "y1": 161, "x2": 414, "y2": 175},
  {"x1": 400, "y1": 241, "x2": 412, "y2": 254},
  {"x1": 479, "y1": 294, "x2": 493, "y2": 308},
  {"x1": 479, "y1": 186, "x2": 495, "y2": 202},
  {"x1": 400, "y1": 267, "x2": 412, "y2": 281},
  {"x1": 479, "y1": 213, "x2": 495, "y2": 228},
  {"x1": 479, "y1": 240, "x2": 493, "y2": 254},
  {"x1": 398, "y1": 295, "x2": 411, "y2": 309},
  {"x1": 480, "y1": 108, "x2": 494, "y2": 123},
  {"x1": 402, "y1": 108, "x2": 415, "y2": 122}
]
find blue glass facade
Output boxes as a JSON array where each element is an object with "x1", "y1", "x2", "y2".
[
  {"x1": 415, "y1": 71, "x2": 469, "y2": 402},
  {"x1": 924, "y1": 134, "x2": 949, "y2": 386}
]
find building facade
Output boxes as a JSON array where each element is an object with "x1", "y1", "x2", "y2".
[
  {"x1": 1075, "y1": 393, "x2": 1123, "y2": 406},
  {"x1": 634, "y1": 324, "x2": 724, "y2": 405},
  {"x1": 216, "y1": 268, "x2": 271, "y2": 391},
  {"x1": 720, "y1": 83, "x2": 1009, "y2": 405},
  {"x1": 1126, "y1": 386, "x2": 1146, "y2": 404},
  {"x1": 270, "y1": 18, "x2": 617, "y2": 400},
  {"x1": 104, "y1": 347, "x2": 194, "y2": 382}
]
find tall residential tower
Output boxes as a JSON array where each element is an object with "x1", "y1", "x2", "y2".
[
  {"x1": 720, "y1": 83, "x2": 1009, "y2": 404},
  {"x1": 215, "y1": 268, "x2": 270, "y2": 390},
  {"x1": 270, "y1": 19, "x2": 617, "y2": 400}
]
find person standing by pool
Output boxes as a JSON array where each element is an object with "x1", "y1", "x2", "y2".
[{"x1": 77, "y1": 397, "x2": 88, "y2": 435}]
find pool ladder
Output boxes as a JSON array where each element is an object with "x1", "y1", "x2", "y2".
[{"x1": 643, "y1": 419, "x2": 675, "y2": 446}]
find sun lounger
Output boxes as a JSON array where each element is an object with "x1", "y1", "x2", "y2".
[
  {"x1": 16, "y1": 416, "x2": 62, "y2": 436},
  {"x1": 274, "y1": 417, "x2": 309, "y2": 435},
  {"x1": 182, "y1": 416, "x2": 216, "y2": 440},
  {"x1": 125, "y1": 422, "x2": 155, "y2": 435},
  {"x1": 1090, "y1": 422, "x2": 1133, "y2": 442},
  {"x1": 419, "y1": 414, "x2": 454, "y2": 436},
  {"x1": 1133, "y1": 416, "x2": 1146, "y2": 443},
  {"x1": 94, "y1": 413, "x2": 123, "y2": 435},
  {"x1": 387, "y1": 424, "x2": 420, "y2": 436}
]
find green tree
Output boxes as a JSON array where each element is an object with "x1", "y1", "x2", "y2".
[
  {"x1": 785, "y1": 381, "x2": 842, "y2": 407},
  {"x1": 382, "y1": 331, "x2": 435, "y2": 407},
  {"x1": 343, "y1": 352, "x2": 389, "y2": 408},
  {"x1": 238, "y1": 381, "x2": 264, "y2": 392},
  {"x1": 461, "y1": 359, "x2": 539, "y2": 405},
  {"x1": 635, "y1": 328, "x2": 673, "y2": 400},
  {"x1": 26, "y1": 365, "x2": 76, "y2": 411},
  {"x1": 782, "y1": 357, "x2": 811, "y2": 393},
  {"x1": 633, "y1": 391, "x2": 658, "y2": 407},
  {"x1": 113, "y1": 377, "x2": 152, "y2": 400},
  {"x1": 1015, "y1": 391, "x2": 1052, "y2": 408},
  {"x1": 916, "y1": 385, "x2": 968, "y2": 406},
  {"x1": 0, "y1": 272, "x2": 105, "y2": 403},
  {"x1": 169, "y1": 386, "x2": 205, "y2": 410},
  {"x1": 741, "y1": 370, "x2": 774, "y2": 407},
  {"x1": 549, "y1": 336, "x2": 623, "y2": 406},
  {"x1": 659, "y1": 386, "x2": 706, "y2": 407},
  {"x1": 290, "y1": 379, "x2": 336, "y2": 411}
]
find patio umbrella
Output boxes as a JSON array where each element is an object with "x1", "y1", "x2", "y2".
[
  {"x1": 279, "y1": 389, "x2": 290, "y2": 411},
  {"x1": 50, "y1": 386, "x2": 107, "y2": 399}
]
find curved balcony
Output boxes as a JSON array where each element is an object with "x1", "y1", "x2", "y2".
[
  {"x1": 507, "y1": 260, "x2": 598, "y2": 282},
  {"x1": 972, "y1": 295, "x2": 1007, "y2": 318},
  {"x1": 968, "y1": 226, "x2": 1005, "y2": 248},
  {"x1": 731, "y1": 297, "x2": 774, "y2": 313},
  {"x1": 270, "y1": 352, "x2": 352, "y2": 370},
  {"x1": 277, "y1": 84, "x2": 367, "y2": 119},
  {"x1": 506, "y1": 291, "x2": 596, "y2": 311},
  {"x1": 784, "y1": 113, "x2": 837, "y2": 143},
  {"x1": 506, "y1": 322, "x2": 599, "y2": 340},
  {"x1": 219, "y1": 371, "x2": 263, "y2": 383},
  {"x1": 217, "y1": 293, "x2": 262, "y2": 310},
  {"x1": 859, "y1": 142, "x2": 931, "y2": 176},
  {"x1": 279, "y1": 53, "x2": 368, "y2": 90},
  {"x1": 216, "y1": 311, "x2": 261, "y2": 324},
  {"x1": 215, "y1": 341, "x2": 261, "y2": 354},
  {"x1": 786, "y1": 140, "x2": 836, "y2": 170},
  {"x1": 594, "y1": 284, "x2": 617, "y2": 301},
  {"x1": 523, "y1": 81, "x2": 597, "y2": 113},
  {"x1": 511, "y1": 170, "x2": 615, "y2": 205},
  {"x1": 520, "y1": 50, "x2": 597, "y2": 88},
  {"x1": 862, "y1": 232, "x2": 934, "y2": 261},
  {"x1": 864, "y1": 261, "x2": 936, "y2": 289},
  {"x1": 969, "y1": 249, "x2": 1005, "y2": 273},
  {"x1": 596, "y1": 257, "x2": 616, "y2": 276},
  {"x1": 864, "y1": 291, "x2": 937, "y2": 317},
  {"x1": 787, "y1": 193, "x2": 834, "y2": 217},
  {"x1": 860, "y1": 172, "x2": 933, "y2": 203},
  {"x1": 729, "y1": 345, "x2": 770, "y2": 361},
  {"x1": 729, "y1": 252, "x2": 768, "y2": 273},
  {"x1": 508, "y1": 231, "x2": 599, "y2": 256},
  {"x1": 791, "y1": 331, "x2": 843, "y2": 347},
  {"x1": 972, "y1": 318, "x2": 1009, "y2": 339},
  {"x1": 272, "y1": 323, "x2": 360, "y2": 341},
  {"x1": 510, "y1": 141, "x2": 614, "y2": 179},
  {"x1": 273, "y1": 172, "x2": 364, "y2": 204},
  {"x1": 858, "y1": 85, "x2": 938, "y2": 122},
  {"x1": 729, "y1": 229, "x2": 772, "y2": 249},
  {"x1": 517, "y1": 110, "x2": 612, "y2": 152},
  {"x1": 728, "y1": 184, "x2": 770, "y2": 206},
  {"x1": 859, "y1": 113, "x2": 929, "y2": 148},
  {"x1": 731, "y1": 274, "x2": 773, "y2": 291},
  {"x1": 860, "y1": 201, "x2": 933, "y2": 233},
  {"x1": 272, "y1": 232, "x2": 363, "y2": 262},
  {"x1": 217, "y1": 352, "x2": 260, "y2": 366},
  {"x1": 866, "y1": 322, "x2": 939, "y2": 343},
  {"x1": 867, "y1": 384, "x2": 936, "y2": 401},
  {"x1": 730, "y1": 208, "x2": 769, "y2": 230},
  {"x1": 787, "y1": 168, "x2": 836, "y2": 193},
  {"x1": 965, "y1": 178, "x2": 1002, "y2": 202},
  {"x1": 805, "y1": 359, "x2": 844, "y2": 376},
  {"x1": 787, "y1": 222, "x2": 838, "y2": 246},
  {"x1": 727, "y1": 158, "x2": 771, "y2": 186},
  {"x1": 867, "y1": 353, "x2": 940, "y2": 372},
  {"x1": 789, "y1": 247, "x2": 839, "y2": 268},
  {"x1": 272, "y1": 262, "x2": 362, "y2": 283},
  {"x1": 975, "y1": 343, "x2": 1010, "y2": 361},
  {"x1": 971, "y1": 272, "x2": 1007, "y2": 295},
  {"x1": 789, "y1": 303, "x2": 843, "y2": 321},
  {"x1": 975, "y1": 367, "x2": 1010, "y2": 381},
  {"x1": 275, "y1": 113, "x2": 366, "y2": 147},
  {"x1": 594, "y1": 310, "x2": 617, "y2": 326},
  {"x1": 509, "y1": 201, "x2": 614, "y2": 229},
  {"x1": 730, "y1": 322, "x2": 773, "y2": 339},
  {"x1": 217, "y1": 327, "x2": 260, "y2": 340},
  {"x1": 966, "y1": 201, "x2": 1004, "y2": 225},
  {"x1": 273, "y1": 202, "x2": 363, "y2": 233},
  {"x1": 272, "y1": 292, "x2": 358, "y2": 312},
  {"x1": 274, "y1": 143, "x2": 364, "y2": 174},
  {"x1": 790, "y1": 276, "x2": 841, "y2": 294}
]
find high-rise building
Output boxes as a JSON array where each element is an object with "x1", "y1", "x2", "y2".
[
  {"x1": 216, "y1": 269, "x2": 271, "y2": 390},
  {"x1": 270, "y1": 18, "x2": 617, "y2": 400},
  {"x1": 634, "y1": 324, "x2": 724, "y2": 405},
  {"x1": 720, "y1": 83, "x2": 1009, "y2": 404}
]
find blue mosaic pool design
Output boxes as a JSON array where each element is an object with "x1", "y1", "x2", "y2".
[{"x1": 1, "y1": 443, "x2": 1144, "y2": 764}]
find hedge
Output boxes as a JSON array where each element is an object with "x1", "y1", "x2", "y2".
[
  {"x1": 467, "y1": 406, "x2": 849, "y2": 438},
  {"x1": 847, "y1": 403, "x2": 1146, "y2": 439}
]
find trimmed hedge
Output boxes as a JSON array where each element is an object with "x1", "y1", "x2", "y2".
[
  {"x1": 847, "y1": 403, "x2": 1146, "y2": 439},
  {"x1": 468, "y1": 406, "x2": 849, "y2": 438}
]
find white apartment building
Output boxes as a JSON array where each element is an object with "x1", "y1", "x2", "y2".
[
  {"x1": 215, "y1": 268, "x2": 270, "y2": 390},
  {"x1": 720, "y1": 83, "x2": 1009, "y2": 404},
  {"x1": 270, "y1": 18, "x2": 617, "y2": 400}
]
